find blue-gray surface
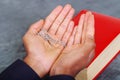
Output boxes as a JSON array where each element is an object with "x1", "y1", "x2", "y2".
[{"x1": 0, "y1": 0, "x2": 120, "y2": 79}]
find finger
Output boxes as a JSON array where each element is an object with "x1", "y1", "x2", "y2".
[
  {"x1": 29, "y1": 19, "x2": 44, "y2": 34},
  {"x1": 74, "y1": 14, "x2": 85, "y2": 44},
  {"x1": 85, "y1": 14, "x2": 95, "y2": 42},
  {"x1": 56, "y1": 8, "x2": 75, "y2": 40},
  {"x1": 48, "y1": 4, "x2": 72, "y2": 34},
  {"x1": 43, "y1": 5, "x2": 63, "y2": 30},
  {"x1": 82, "y1": 12, "x2": 95, "y2": 55},
  {"x1": 67, "y1": 27, "x2": 77, "y2": 46},
  {"x1": 81, "y1": 11, "x2": 92, "y2": 44},
  {"x1": 62, "y1": 21, "x2": 74, "y2": 44},
  {"x1": 83, "y1": 14, "x2": 95, "y2": 52}
]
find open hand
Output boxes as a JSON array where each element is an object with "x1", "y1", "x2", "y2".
[
  {"x1": 50, "y1": 11, "x2": 95, "y2": 77},
  {"x1": 23, "y1": 4, "x2": 75, "y2": 77}
]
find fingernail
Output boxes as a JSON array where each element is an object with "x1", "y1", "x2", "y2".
[
  {"x1": 57, "y1": 5, "x2": 63, "y2": 9},
  {"x1": 86, "y1": 11, "x2": 92, "y2": 16},
  {"x1": 65, "y1": 4, "x2": 72, "y2": 9}
]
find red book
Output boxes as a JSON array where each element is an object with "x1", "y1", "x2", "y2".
[{"x1": 73, "y1": 10, "x2": 120, "y2": 80}]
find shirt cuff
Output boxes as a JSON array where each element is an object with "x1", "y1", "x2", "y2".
[
  {"x1": 0, "y1": 59, "x2": 41, "y2": 80},
  {"x1": 48, "y1": 75, "x2": 75, "y2": 80}
]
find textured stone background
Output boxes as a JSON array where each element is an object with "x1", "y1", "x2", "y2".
[{"x1": 0, "y1": 0, "x2": 120, "y2": 79}]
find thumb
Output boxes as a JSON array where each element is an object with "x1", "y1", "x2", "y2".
[
  {"x1": 85, "y1": 14, "x2": 95, "y2": 42},
  {"x1": 28, "y1": 19, "x2": 44, "y2": 34},
  {"x1": 88, "y1": 49, "x2": 95, "y2": 64}
]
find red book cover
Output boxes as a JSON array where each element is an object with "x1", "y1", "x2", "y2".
[{"x1": 73, "y1": 10, "x2": 120, "y2": 62}]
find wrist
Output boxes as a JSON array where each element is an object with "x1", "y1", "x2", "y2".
[
  {"x1": 24, "y1": 56, "x2": 46, "y2": 77},
  {"x1": 50, "y1": 66, "x2": 76, "y2": 77}
]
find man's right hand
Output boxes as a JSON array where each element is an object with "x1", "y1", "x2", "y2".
[{"x1": 50, "y1": 11, "x2": 96, "y2": 77}]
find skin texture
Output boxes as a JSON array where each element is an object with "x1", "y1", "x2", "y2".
[
  {"x1": 23, "y1": 4, "x2": 75, "y2": 77},
  {"x1": 23, "y1": 4, "x2": 95, "y2": 78},
  {"x1": 50, "y1": 11, "x2": 95, "y2": 77}
]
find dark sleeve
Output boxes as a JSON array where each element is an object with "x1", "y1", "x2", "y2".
[
  {"x1": 46, "y1": 75, "x2": 75, "y2": 80},
  {"x1": 0, "y1": 59, "x2": 41, "y2": 80}
]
